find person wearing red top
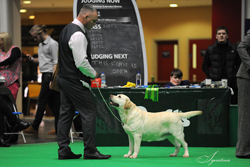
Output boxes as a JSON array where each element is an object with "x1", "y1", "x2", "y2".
[
  {"x1": 0, "y1": 32, "x2": 22, "y2": 100},
  {"x1": 0, "y1": 32, "x2": 31, "y2": 147}
]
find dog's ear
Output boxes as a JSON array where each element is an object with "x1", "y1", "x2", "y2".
[{"x1": 124, "y1": 99, "x2": 133, "y2": 109}]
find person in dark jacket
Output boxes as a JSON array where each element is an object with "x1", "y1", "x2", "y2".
[
  {"x1": 202, "y1": 26, "x2": 241, "y2": 104},
  {"x1": 164, "y1": 69, "x2": 190, "y2": 87},
  {"x1": 235, "y1": 29, "x2": 250, "y2": 159}
]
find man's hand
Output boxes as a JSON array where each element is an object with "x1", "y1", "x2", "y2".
[
  {"x1": 49, "y1": 81, "x2": 52, "y2": 89},
  {"x1": 26, "y1": 54, "x2": 34, "y2": 61}
]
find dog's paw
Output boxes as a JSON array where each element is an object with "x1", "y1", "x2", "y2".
[
  {"x1": 129, "y1": 155, "x2": 137, "y2": 159},
  {"x1": 169, "y1": 153, "x2": 177, "y2": 157},
  {"x1": 183, "y1": 154, "x2": 189, "y2": 158},
  {"x1": 124, "y1": 154, "x2": 131, "y2": 158}
]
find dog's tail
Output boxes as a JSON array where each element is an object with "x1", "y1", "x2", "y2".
[{"x1": 179, "y1": 111, "x2": 202, "y2": 119}]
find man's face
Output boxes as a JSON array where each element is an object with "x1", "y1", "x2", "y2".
[
  {"x1": 216, "y1": 29, "x2": 228, "y2": 44},
  {"x1": 31, "y1": 32, "x2": 43, "y2": 43},
  {"x1": 170, "y1": 75, "x2": 182, "y2": 86},
  {"x1": 84, "y1": 11, "x2": 98, "y2": 30}
]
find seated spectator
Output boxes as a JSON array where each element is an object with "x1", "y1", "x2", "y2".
[
  {"x1": 0, "y1": 97, "x2": 31, "y2": 147},
  {"x1": 164, "y1": 69, "x2": 190, "y2": 87},
  {"x1": 0, "y1": 32, "x2": 31, "y2": 147}
]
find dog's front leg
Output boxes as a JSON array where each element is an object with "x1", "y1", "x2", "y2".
[
  {"x1": 129, "y1": 134, "x2": 142, "y2": 159},
  {"x1": 124, "y1": 134, "x2": 134, "y2": 158}
]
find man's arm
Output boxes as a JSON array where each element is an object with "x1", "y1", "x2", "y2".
[
  {"x1": 69, "y1": 31, "x2": 97, "y2": 79},
  {"x1": 26, "y1": 54, "x2": 39, "y2": 63},
  {"x1": 237, "y1": 30, "x2": 250, "y2": 71},
  {"x1": 50, "y1": 41, "x2": 58, "y2": 70},
  {"x1": 202, "y1": 47, "x2": 212, "y2": 78},
  {"x1": 53, "y1": 64, "x2": 57, "y2": 74}
]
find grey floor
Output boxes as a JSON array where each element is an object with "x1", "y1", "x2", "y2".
[{"x1": 16, "y1": 116, "x2": 58, "y2": 145}]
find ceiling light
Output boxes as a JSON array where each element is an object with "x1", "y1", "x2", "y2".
[
  {"x1": 170, "y1": 4, "x2": 178, "y2": 7},
  {"x1": 20, "y1": 9, "x2": 27, "y2": 13},
  {"x1": 23, "y1": 1, "x2": 31, "y2": 4},
  {"x1": 29, "y1": 15, "x2": 35, "y2": 19}
]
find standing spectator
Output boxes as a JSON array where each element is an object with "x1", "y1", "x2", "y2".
[
  {"x1": 202, "y1": 26, "x2": 241, "y2": 104},
  {"x1": 56, "y1": 5, "x2": 111, "y2": 159},
  {"x1": 23, "y1": 25, "x2": 60, "y2": 135},
  {"x1": 235, "y1": 29, "x2": 250, "y2": 158}
]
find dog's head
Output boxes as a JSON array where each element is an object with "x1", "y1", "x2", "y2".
[{"x1": 110, "y1": 94, "x2": 133, "y2": 110}]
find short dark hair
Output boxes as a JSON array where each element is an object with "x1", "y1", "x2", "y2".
[
  {"x1": 80, "y1": 4, "x2": 97, "y2": 14},
  {"x1": 170, "y1": 69, "x2": 183, "y2": 78},
  {"x1": 216, "y1": 26, "x2": 228, "y2": 34}
]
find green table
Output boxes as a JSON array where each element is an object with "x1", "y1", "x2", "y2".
[{"x1": 89, "y1": 88, "x2": 230, "y2": 147}]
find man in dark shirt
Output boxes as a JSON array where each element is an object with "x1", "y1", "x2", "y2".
[
  {"x1": 202, "y1": 26, "x2": 241, "y2": 104},
  {"x1": 56, "y1": 5, "x2": 111, "y2": 160}
]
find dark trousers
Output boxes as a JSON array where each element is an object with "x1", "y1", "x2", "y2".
[
  {"x1": 0, "y1": 97, "x2": 18, "y2": 135},
  {"x1": 32, "y1": 73, "x2": 60, "y2": 131},
  {"x1": 236, "y1": 78, "x2": 250, "y2": 156},
  {"x1": 57, "y1": 76, "x2": 97, "y2": 155}
]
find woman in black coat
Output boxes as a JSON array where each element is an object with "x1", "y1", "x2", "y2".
[{"x1": 235, "y1": 29, "x2": 250, "y2": 158}]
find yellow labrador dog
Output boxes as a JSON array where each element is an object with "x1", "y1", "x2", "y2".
[{"x1": 110, "y1": 94, "x2": 202, "y2": 159}]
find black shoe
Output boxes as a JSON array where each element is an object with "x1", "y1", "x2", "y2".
[
  {"x1": 0, "y1": 135, "x2": 10, "y2": 147},
  {"x1": 17, "y1": 120, "x2": 31, "y2": 131},
  {"x1": 84, "y1": 151, "x2": 111, "y2": 159},
  {"x1": 59, "y1": 152, "x2": 82, "y2": 160},
  {"x1": 236, "y1": 155, "x2": 250, "y2": 159}
]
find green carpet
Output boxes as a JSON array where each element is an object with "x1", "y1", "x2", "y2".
[{"x1": 0, "y1": 142, "x2": 249, "y2": 167}]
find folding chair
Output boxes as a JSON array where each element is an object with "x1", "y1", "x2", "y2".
[
  {"x1": 0, "y1": 86, "x2": 27, "y2": 143},
  {"x1": 4, "y1": 111, "x2": 27, "y2": 143},
  {"x1": 70, "y1": 111, "x2": 83, "y2": 143}
]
